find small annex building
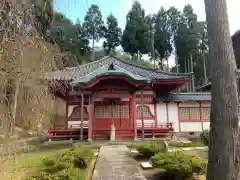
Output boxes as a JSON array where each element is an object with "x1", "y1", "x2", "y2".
[{"x1": 45, "y1": 56, "x2": 211, "y2": 141}]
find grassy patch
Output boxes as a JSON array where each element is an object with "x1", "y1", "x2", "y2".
[
  {"x1": 151, "y1": 151, "x2": 207, "y2": 179},
  {"x1": 24, "y1": 147, "x2": 94, "y2": 180},
  {"x1": 136, "y1": 141, "x2": 167, "y2": 158},
  {"x1": 168, "y1": 141, "x2": 205, "y2": 148},
  {"x1": 2, "y1": 146, "x2": 96, "y2": 180}
]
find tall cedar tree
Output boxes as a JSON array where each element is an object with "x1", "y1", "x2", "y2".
[
  {"x1": 103, "y1": 14, "x2": 121, "y2": 55},
  {"x1": 30, "y1": 0, "x2": 54, "y2": 36},
  {"x1": 83, "y1": 4, "x2": 104, "y2": 61},
  {"x1": 49, "y1": 13, "x2": 89, "y2": 66},
  {"x1": 154, "y1": 7, "x2": 172, "y2": 70},
  {"x1": 205, "y1": 0, "x2": 240, "y2": 179},
  {"x1": 121, "y1": 1, "x2": 152, "y2": 61},
  {"x1": 145, "y1": 14, "x2": 156, "y2": 67}
]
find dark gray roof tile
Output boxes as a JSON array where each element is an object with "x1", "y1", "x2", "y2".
[
  {"x1": 157, "y1": 92, "x2": 211, "y2": 101},
  {"x1": 44, "y1": 56, "x2": 192, "y2": 82}
]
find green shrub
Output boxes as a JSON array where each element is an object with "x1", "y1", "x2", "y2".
[
  {"x1": 151, "y1": 151, "x2": 207, "y2": 179},
  {"x1": 168, "y1": 141, "x2": 205, "y2": 147},
  {"x1": 200, "y1": 130, "x2": 209, "y2": 146},
  {"x1": 137, "y1": 141, "x2": 166, "y2": 158},
  {"x1": 29, "y1": 147, "x2": 93, "y2": 180}
]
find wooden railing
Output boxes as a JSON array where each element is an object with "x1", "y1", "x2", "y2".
[
  {"x1": 137, "y1": 122, "x2": 173, "y2": 129},
  {"x1": 137, "y1": 123, "x2": 174, "y2": 138},
  {"x1": 48, "y1": 128, "x2": 87, "y2": 140},
  {"x1": 48, "y1": 123, "x2": 174, "y2": 140},
  {"x1": 93, "y1": 128, "x2": 134, "y2": 140}
]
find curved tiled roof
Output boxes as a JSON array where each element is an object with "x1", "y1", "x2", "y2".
[
  {"x1": 44, "y1": 56, "x2": 192, "y2": 82},
  {"x1": 156, "y1": 92, "x2": 211, "y2": 101}
]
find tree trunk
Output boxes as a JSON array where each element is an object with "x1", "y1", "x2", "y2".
[
  {"x1": 190, "y1": 54, "x2": 195, "y2": 92},
  {"x1": 92, "y1": 37, "x2": 95, "y2": 61},
  {"x1": 184, "y1": 58, "x2": 189, "y2": 92},
  {"x1": 203, "y1": 53, "x2": 208, "y2": 84},
  {"x1": 167, "y1": 59, "x2": 169, "y2": 72},
  {"x1": 11, "y1": 79, "x2": 20, "y2": 134},
  {"x1": 205, "y1": 0, "x2": 240, "y2": 180},
  {"x1": 160, "y1": 59, "x2": 164, "y2": 71}
]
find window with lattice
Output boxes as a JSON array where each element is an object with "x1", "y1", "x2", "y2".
[
  {"x1": 136, "y1": 106, "x2": 152, "y2": 118},
  {"x1": 179, "y1": 108, "x2": 189, "y2": 121},
  {"x1": 136, "y1": 96, "x2": 153, "y2": 103},
  {"x1": 179, "y1": 107, "x2": 200, "y2": 121},
  {"x1": 95, "y1": 105, "x2": 129, "y2": 119},
  {"x1": 120, "y1": 105, "x2": 129, "y2": 118},
  {"x1": 202, "y1": 107, "x2": 210, "y2": 121}
]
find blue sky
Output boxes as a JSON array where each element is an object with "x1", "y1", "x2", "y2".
[
  {"x1": 53, "y1": 0, "x2": 240, "y2": 35},
  {"x1": 53, "y1": 0, "x2": 128, "y2": 29}
]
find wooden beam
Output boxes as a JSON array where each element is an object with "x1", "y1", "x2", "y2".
[
  {"x1": 141, "y1": 89, "x2": 144, "y2": 140},
  {"x1": 132, "y1": 92, "x2": 137, "y2": 140}
]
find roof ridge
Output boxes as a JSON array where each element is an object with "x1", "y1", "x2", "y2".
[
  {"x1": 170, "y1": 92, "x2": 211, "y2": 95},
  {"x1": 71, "y1": 65, "x2": 109, "y2": 83},
  {"x1": 65, "y1": 56, "x2": 111, "y2": 71},
  {"x1": 114, "y1": 64, "x2": 146, "y2": 78},
  {"x1": 112, "y1": 56, "x2": 192, "y2": 77}
]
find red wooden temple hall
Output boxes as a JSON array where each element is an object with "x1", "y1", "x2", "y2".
[{"x1": 44, "y1": 56, "x2": 206, "y2": 141}]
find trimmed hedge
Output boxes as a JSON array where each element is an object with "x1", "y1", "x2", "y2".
[
  {"x1": 137, "y1": 141, "x2": 166, "y2": 158},
  {"x1": 200, "y1": 130, "x2": 209, "y2": 146},
  {"x1": 28, "y1": 147, "x2": 93, "y2": 180},
  {"x1": 151, "y1": 151, "x2": 207, "y2": 179}
]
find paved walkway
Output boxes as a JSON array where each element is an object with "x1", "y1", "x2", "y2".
[{"x1": 91, "y1": 145, "x2": 147, "y2": 180}]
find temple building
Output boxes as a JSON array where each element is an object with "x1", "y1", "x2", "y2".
[{"x1": 45, "y1": 56, "x2": 211, "y2": 141}]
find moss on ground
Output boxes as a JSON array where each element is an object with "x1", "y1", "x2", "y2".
[
  {"x1": 168, "y1": 141, "x2": 205, "y2": 148},
  {"x1": 151, "y1": 151, "x2": 207, "y2": 180},
  {"x1": 1, "y1": 146, "x2": 96, "y2": 180}
]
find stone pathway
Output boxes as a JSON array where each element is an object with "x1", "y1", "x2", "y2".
[{"x1": 91, "y1": 145, "x2": 147, "y2": 180}]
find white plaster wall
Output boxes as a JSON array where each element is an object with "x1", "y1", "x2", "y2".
[
  {"x1": 156, "y1": 103, "x2": 167, "y2": 124},
  {"x1": 203, "y1": 122, "x2": 210, "y2": 130},
  {"x1": 68, "y1": 121, "x2": 88, "y2": 128},
  {"x1": 180, "y1": 122, "x2": 202, "y2": 132},
  {"x1": 68, "y1": 105, "x2": 80, "y2": 117},
  {"x1": 168, "y1": 103, "x2": 179, "y2": 132}
]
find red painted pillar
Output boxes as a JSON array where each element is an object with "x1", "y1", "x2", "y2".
[
  {"x1": 129, "y1": 97, "x2": 132, "y2": 128},
  {"x1": 88, "y1": 103, "x2": 92, "y2": 141},
  {"x1": 65, "y1": 101, "x2": 68, "y2": 129},
  {"x1": 153, "y1": 91, "x2": 157, "y2": 128},
  {"x1": 132, "y1": 92, "x2": 137, "y2": 140},
  {"x1": 200, "y1": 102, "x2": 204, "y2": 131}
]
